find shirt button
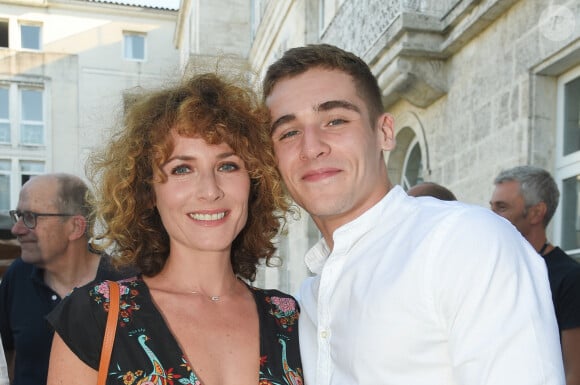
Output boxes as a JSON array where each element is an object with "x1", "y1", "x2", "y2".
[
  {"x1": 51, "y1": 295, "x2": 58, "y2": 301},
  {"x1": 320, "y1": 330, "x2": 328, "y2": 339}
]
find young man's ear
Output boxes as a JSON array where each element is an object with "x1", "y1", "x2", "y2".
[{"x1": 377, "y1": 113, "x2": 395, "y2": 151}]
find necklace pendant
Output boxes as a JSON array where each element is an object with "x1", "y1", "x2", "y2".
[{"x1": 210, "y1": 295, "x2": 220, "y2": 301}]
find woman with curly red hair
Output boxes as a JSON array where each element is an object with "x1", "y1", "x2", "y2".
[{"x1": 46, "y1": 71, "x2": 303, "y2": 385}]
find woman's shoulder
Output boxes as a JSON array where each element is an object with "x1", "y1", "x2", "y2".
[
  {"x1": 84, "y1": 276, "x2": 147, "y2": 328},
  {"x1": 85, "y1": 276, "x2": 141, "y2": 298},
  {"x1": 87, "y1": 276, "x2": 142, "y2": 303},
  {"x1": 62, "y1": 276, "x2": 143, "y2": 316},
  {"x1": 250, "y1": 286, "x2": 300, "y2": 326},
  {"x1": 251, "y1": 287, "x2": 298, "y2": 304}
]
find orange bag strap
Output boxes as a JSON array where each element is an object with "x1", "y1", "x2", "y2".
[{"x1": 97, "y1": 281, "x2": 120, "y2": 385}]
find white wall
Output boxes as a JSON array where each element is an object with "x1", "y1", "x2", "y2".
[{"x1": 0, "y1": 0, "x2": 180, "y2": 209}]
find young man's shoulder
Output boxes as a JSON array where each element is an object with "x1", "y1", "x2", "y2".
[
  {"x1": 408, "y1": 199, "x2": 525, "y2": 258},
  {"x1": 413, "y1": 197, "x2": 503, "y2": 228}
]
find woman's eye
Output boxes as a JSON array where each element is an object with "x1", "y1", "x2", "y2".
[
  {"x1": 171, "y1": 165, "x2": 191, "y2": 175},
  {"x1": 218, "y1": 162, "x2": 240, "y2": 172}
]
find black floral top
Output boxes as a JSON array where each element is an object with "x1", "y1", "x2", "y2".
[{"x1": 47, "y1": 276, "x2": 303, "y2": 385}]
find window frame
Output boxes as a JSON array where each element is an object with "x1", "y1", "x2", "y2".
[
  {"x1": 553, "y1": 65, "x2": 580, "y2": 257},
  {"x1": 19, "y1": 159, "x2": 44, "y2": 184},
  {"x1": 401, "y1": 138, "x2": 424, "y2": 190},
  {"x1": 0, "y1": 82, "x2": 46, "y2": 147},
  {"x1": 0, "y1": 159, "x2": 11, "y2": 212},
  {"x1": 0, "y1": 86, "x2": 9, "y2": 144},
  {"x1": 18, "y1": 87, "x2": 45, "y2": 146},
  {"x1": 0, "y1": 158, "x2": 45, "y2": 212},
  {"x1": 0, "y1": 19, "x2": 9, "y2": 48},
  {"x1": 18, "y1": 22, "x2": 42, "y2": 51},
  {"x1": 123, "y1": 32, "x2": 146, "y2": 62}
]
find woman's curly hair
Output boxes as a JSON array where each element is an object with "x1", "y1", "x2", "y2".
[{"x1": 87, "y1": 72, "x2": 289, "y2": 281}]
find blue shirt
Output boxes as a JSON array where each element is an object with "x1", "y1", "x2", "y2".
[{"x1": 0, "y1": 255, "x2": 133, "y2": 385}]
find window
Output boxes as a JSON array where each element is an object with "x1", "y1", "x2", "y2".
[
  {"x1": 402, "y1": 140, "x2": 424, "y2": 190},
  {"x1": 123, "y1": 32, "x2": 145, "y2": 61},
  {"x1": 0, "y1": 82, "x2": 47, "y2": 210},
  {"x1": 563, "y1": 76, "x2": 580, "y2": 156},
  {"x1": 384, "y1": 113, "x2": 430, "y2": 192},
  {"x1": 0, "y1": 87, "x2": 8, "y2": 143},
  {"x1": 561, "y1": 176, "x2": 580, "y2": 252},
  {"x1": 555, "y1": 66, "x2": 580, "y2": 258},
  {"x1": 0, "y1": 160, "x2": 9, "y2": 211},
  {"x1": 20, "y1": 24, "x2": 41, "y2": 50},
  {"x1": 0, "y1": 160, "x2": 44, "y2": 211},
  {"x1": 19, "y1": 160, "x2": 44, "y2": 185},
  {"x1": 19, "y1": 88, "x2": 44, "y2": 145},
  {"x1": 0, "y1": 20, "x2": 8, "y2": 48},
  {"x1": 0, "y1": 83, "x2": 45, "y2": 146}
]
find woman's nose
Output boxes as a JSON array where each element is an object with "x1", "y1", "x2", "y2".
[{"x1": 196, "y1": 172, "x2": 224, "y2": 201}]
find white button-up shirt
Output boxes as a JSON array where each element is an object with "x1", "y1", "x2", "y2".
[{"x1": 298, "y1": 186, "x2": 564, "y2": 385}]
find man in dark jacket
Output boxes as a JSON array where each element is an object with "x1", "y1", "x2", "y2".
[{"x1": 0, "y1": 173, "x2": 133, "y2": 385}]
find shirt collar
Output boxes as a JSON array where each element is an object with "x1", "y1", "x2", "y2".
[{"x1": 304, "y1": 185, "x2": 412, "y2": 274}]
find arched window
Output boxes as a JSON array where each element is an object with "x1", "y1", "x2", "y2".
[
  {"x1": 385, "y1": 111, "x2": 429, "y2": 190},
  {"x1": 402, "y1": 139, "x2": 423, "y2": 190}
]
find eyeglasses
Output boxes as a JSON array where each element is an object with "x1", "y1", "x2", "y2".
[{"x1": 9, "y1": 210, "x2": 76, "y2": 230}]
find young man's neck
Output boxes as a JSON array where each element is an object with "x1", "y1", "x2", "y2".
[{"x1": 316, "y1": 183, "x2": 393, "y2": 251}]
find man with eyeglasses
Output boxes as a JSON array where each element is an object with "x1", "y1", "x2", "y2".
[{"x1": 0, "y1": 173, "x2": 133, "y2": 385}]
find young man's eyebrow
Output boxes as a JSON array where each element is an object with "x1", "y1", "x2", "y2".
[
  {"x1": 270, "y1": 114, "x2": 296, "y2": 134},
  {"x1": 270, "y1": 100, "x2": 360, "y2": 134},
  {"x1": 316, "y1": 100, "x2": 361, "y2": 113}
]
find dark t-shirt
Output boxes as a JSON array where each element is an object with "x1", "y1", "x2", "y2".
[
  {"x1": 47, "y1": 276, "x2": 303, "y2": 385},
  {"x1": 542, "y1": 247, "x2": 580, "y2": 331},
  {"x1": 0, "y1": 255, "x2": 133, "y2": 385}
]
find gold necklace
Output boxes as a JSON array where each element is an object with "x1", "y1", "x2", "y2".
[
  {"x1": 189, "y1": 291, "x2": 222, "y2": 302},
  {"x1": 188, "y1": 279, "x2": 238, "y2": 302}
]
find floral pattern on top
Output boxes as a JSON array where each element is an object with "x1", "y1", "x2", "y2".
[
  {"x1": 267, "y1": 296, "x2": 299, "y2": 331},
  {"x1": 49, "y1": 276, "x2": 303, "y2": 385},
  {"x1": 91, "y1": 280, "x2": 140, "y2": 327}
]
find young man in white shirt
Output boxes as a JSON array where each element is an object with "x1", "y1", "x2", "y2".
[{"x1": 264, "y1": 43, "x2": 564, "y2": 385}]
